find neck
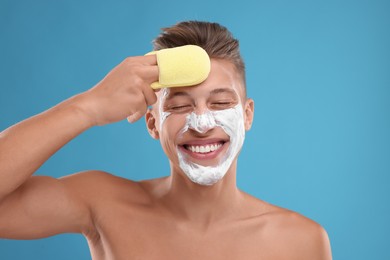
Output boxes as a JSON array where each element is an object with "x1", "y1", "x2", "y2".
[{"x1": 159, "y1": 160, "x2": 243, "y2": 226}]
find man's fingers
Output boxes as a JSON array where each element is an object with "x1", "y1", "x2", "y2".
[
  {"x1": 143, "y1": 65, "x2": 159, "y2": 83},
  {"x1": 142, "y1": 86, "x2": 158, "y2": 106},
  {"x1": 140, "y1": 54, "x2": 159, "y2": 85},
  {"x1": 127, "y1": 112, "x2": 141, "y2": 123},
  {"x1": 141, "y1": 54, "x2": 157, "y2": 65},
  {"x1": 127, "y1": 106, "x2": 147, "y2": 123}
]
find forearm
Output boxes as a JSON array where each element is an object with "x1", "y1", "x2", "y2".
[{"x1": 0, "y1": 94, "x2": 94, "y2": 199}]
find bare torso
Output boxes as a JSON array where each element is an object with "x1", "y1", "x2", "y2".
[{"x1": 81, "y1": 173, "x2": 326, "y2": 260}]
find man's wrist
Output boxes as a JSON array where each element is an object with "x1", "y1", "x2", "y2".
[{"x1": 65, "y1": 93, "x2": 99, "y2": 129}]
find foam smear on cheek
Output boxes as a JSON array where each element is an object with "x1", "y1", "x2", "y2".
[
  {"x1": 158, "y1": 88, "x2": 246, "y2": 186},
  {"x1": 177, "y1": 105, "x2": 246, "y2": 186},
  {"x1": 158, "y1": 88, "x2": 171, "y2": 132}
]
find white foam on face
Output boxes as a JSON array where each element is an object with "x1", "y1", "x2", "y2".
[
  {"x1": 158, "y1": 88, "x2": 246, "y2": 186},
  {"x1": 177, "y1": 105, "x2": 245, "y2": 185},
  {"x1": 158, "y1": 88, "x2": 171, "y2": 131}
]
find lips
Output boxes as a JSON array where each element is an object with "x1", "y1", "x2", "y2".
[{"x1": 178, "y1": 138, "x2": 228, "y2": 160}]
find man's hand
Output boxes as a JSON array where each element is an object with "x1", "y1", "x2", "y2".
[{"x1": 77, "y1": 54, "x2": 159, "y2": 126}]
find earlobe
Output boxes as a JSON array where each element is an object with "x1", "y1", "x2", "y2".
[
  {"x1": 244, "y1": 99, "x2": 254, "y2": 131},
  {"x1": 145, "y1": 109, "x2": 160, "y2": 140}
]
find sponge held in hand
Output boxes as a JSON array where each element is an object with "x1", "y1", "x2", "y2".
[{"x1": 146, "y1": 45, "x2": 211, "y2": 89}]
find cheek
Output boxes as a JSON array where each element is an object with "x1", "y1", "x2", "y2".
[
  {"x1": 159, "y1": 114, "x2": 188, "y2": 154},
  {"x1": 161, "y1": 114, "x2": 187, "y2": 135}
]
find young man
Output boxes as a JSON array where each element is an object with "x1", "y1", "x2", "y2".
[{"x1": 0, "y1": 21, "x2": 332, "y2": 259}]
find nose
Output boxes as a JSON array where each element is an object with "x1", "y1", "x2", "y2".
[
  {"x1": 193, "y1": 103, "x2": 208, "y2": 116},
  {"x1": 187, "y1": 110, "x2": 216, "y2": 134}
]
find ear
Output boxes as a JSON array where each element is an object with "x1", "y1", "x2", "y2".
[
  {"x1": 145, "y1": 108, "x2": 160, "y2": 140},
  {"x1": 244, "y1": 98, "x2": 254, "y2": 131}
]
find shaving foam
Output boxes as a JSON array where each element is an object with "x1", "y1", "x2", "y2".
[
  {"x1": 177, "y1": 105, "x2": 245, "y2": 185},
  {"x1": 158, "y1": 89, "x2": 246, "y2": 186},
  {"x1": 159, "y1": 88, "x2": 171, "y2": 131}
]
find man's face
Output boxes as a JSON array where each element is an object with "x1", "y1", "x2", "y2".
[{"x1": 147, "y1": 59, "x2": 253, "y2": 185}]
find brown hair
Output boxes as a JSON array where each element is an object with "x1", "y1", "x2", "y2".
[{"x1": 153, "y1": 21, "x2": 246, "y2": 95}]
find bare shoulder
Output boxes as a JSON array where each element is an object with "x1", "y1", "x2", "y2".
[
  {"x1": 261, "y1": 203, "x2": 332, "y2": 260},
  {"x1": 59, "y1": 170, "x2": 150, "y2": 205},
  {"x1": 241, "y1": 193, "x2": 331, "y2": 259}
]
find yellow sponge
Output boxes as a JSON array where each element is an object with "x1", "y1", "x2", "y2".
[{"x1": 146, "y1": 45, "x2": 211, "y2": 89}]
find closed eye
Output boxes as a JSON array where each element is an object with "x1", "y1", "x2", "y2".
[
  {"x1": 213, "y1": 102, "x2": 233, "y2": 105},
  {"x1": 168, "y1": 105, "x2": 193, "y2": 113},
  {"x1": 210, "y1": 101, "x2": 236, "y2": 109}
]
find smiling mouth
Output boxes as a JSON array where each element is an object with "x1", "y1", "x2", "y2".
[
  {"x1": 183, "y1": 142, "x2": 224, "y2": 154},
  {"x1": 178, "y1": 140, "x2": 228, "y2": 160}
]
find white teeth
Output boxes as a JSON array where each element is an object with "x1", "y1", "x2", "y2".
[{"x1": 185, "y1": 143, "x2": 223, "y2": 154}]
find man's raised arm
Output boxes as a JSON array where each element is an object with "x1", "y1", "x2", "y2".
[{"x1": 0, "y1": 55, "x2": 158, "y2": 239}]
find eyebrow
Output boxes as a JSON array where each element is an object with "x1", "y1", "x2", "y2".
[
  {"x1": 209, "y1": 88, "x2": 238, "y2": 97},
  {"x1": 165, "y1": 88, "x2": 238, "y2": 101},
  {"x1": 165, "y1": 91, "x2": 191, "y2": 101}
]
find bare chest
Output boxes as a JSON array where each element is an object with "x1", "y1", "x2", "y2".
[{"x1": 86, "y1": 206, "x2": 286, "y2": 260}]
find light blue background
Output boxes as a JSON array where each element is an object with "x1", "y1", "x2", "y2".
[{"x1": 1, "y1": 0, "x2": 389, "y2": 259}]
